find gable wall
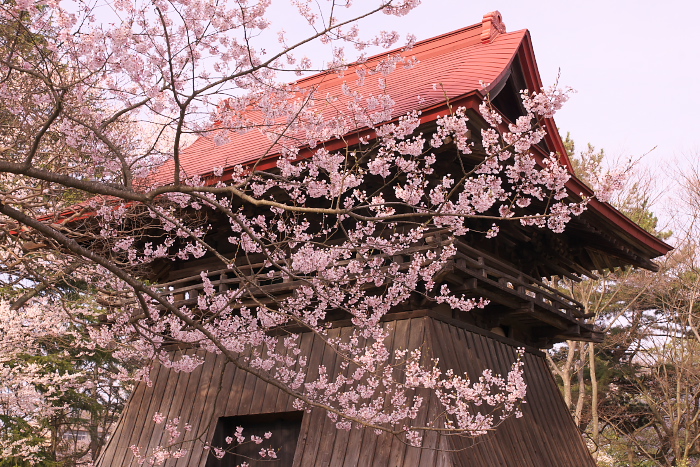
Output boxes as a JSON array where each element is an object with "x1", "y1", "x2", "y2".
[{"x1": 97, "y1": 316, "x2": 594, "y2": 467}]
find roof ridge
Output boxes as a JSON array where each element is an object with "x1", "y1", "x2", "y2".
[
  {"x1": 480, "y1": 11, "x2": 507, "y2": 44},
  {"x1": 290, "y1": 15, "x2": 501, "y2": 89}
]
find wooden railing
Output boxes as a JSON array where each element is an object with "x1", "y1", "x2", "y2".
[
  {"x1": 154, "y1": 233, "x2": 589, "y2": 329},
  {"x1": 156, "y1": 238, "x2": 454, "y2": 308},
  {"x1": 451, "y1": 239, "x2": 587, "y2": 320}
]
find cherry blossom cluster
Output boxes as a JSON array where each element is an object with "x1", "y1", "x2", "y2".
[
  {"x1": 0, "y1": 297, "x2": 138, "y2": 463},
  {"x1": 81, "y1": 81, "x2": 593, "y2": 449},
  {"x1": 130, "y1": 414, "x2": 274, "y2": 466},
  {"x1": 11, "y1": 84, "x2": 589, "y2": 452},
  {"x1": 129, "y1": 414, "x2": 190, "y2": 465}
]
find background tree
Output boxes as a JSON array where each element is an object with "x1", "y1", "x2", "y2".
[
  {"x1": 0, "y1": 276, "x2": 143, "y2": 465},
  {"x1": 0, "y1": 12, "x2": 142, "y2": 466},
  {"x1": 546, "y1": 135, "x2": 700, "y2": 467}
]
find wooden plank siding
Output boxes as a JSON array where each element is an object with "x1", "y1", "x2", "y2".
[
  {"x1": 97, "y1": 316, "x2": 595, "y2": 466},
  {"x1": 428, "y1": 319, "x2": 596, "y2": 466}
]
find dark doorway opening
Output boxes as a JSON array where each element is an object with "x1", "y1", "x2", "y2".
[{"x1": 206, "y1": 411, "x2": 304, "y2": 467}]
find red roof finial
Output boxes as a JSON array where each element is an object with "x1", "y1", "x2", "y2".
[{"x1": 481, "y1": 11, "x2": 506, "y2": 44}]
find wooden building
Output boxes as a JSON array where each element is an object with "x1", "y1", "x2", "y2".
[{"x1": 97, "y1": 11, "x2": 672, "y2": 466}]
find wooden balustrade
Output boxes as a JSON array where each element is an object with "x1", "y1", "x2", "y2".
[{"x1": 150, "y1": 232, "x2": 593, "y2": 338}]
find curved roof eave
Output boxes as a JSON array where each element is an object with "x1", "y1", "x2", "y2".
[{"x1": 507, "y1": 32, "x2": 672, "y2": 259}]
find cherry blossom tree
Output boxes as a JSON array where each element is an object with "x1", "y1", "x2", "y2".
[
  {"x1": 0, "y1": 297, "x2": 139, "y2": 465},
  {"x1": 0, "y1": 0, "x2": 595, "y2": 463}
]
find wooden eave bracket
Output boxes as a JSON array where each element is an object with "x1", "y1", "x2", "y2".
[
  {"x1": 481, "y1": 11, "x2": 506, "y2": 44},
  {"x1": 555, "y1": 326, "x2": 604, "y2": 343}
]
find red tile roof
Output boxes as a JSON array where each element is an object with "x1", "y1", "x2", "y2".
[
  {"x1": 156, "y1": 13, "x2": 526, "y2": 180},
  {"x1": 151, "y1": 11, "x2": 672, "y2": 260}
]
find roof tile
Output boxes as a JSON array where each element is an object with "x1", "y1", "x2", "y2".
[{"x1": 156, "y1": 15, "x2": 526, "y2": 181}]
